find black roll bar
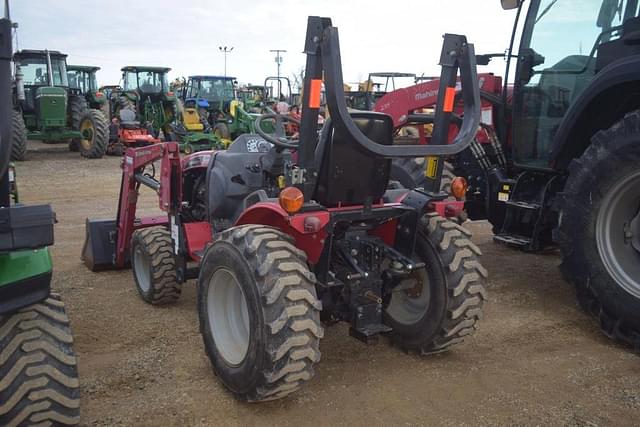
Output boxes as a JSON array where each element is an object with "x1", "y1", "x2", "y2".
[{"x1": 318, "y1": 21, "x2": 480, "y2": 158}]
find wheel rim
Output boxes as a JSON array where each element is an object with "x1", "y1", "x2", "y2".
[
  {"x1": 79, "y1": 118, "x2": 95, "y2": 150},
  {"x1": 133, "y1": 246, "x2": 151, "y2": 293},
  {"x1": 207, "y1": 268, "x2": 250, "y2": 366},
  {"x1": 386, "y1": 269, "x2": 431, "y2": 325},
  {"x1": 596, "y1": 170, "x2": 640, "y2": 298}
]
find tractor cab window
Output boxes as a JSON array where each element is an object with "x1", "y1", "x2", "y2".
[
  {"x1": 17, "y1": 57, "x2": 68, "y2": 87},
  {"x1": 124, "y1": 71, "x2": 165, "y2": 93},
  {"x1": 512, "y1": 0, "x2": 638, "y2": 167},
  {"x1": 68, "y1": 70, "x2": 95, "y2": 93},
  {"x1": 194, "y1": 78, "x2": 235, "y2": 102}
]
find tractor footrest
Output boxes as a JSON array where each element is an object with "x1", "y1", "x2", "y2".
[
  {"x1": 493, "y1": 233, "x2": 532, "y2": 248},
  {"x1": 349, "y1": 323, "x2": 392, "y2": 345}
]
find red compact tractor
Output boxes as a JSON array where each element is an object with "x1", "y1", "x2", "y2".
[
  {"x1": 106, "y1": 108, "x2": 161, "y2": 155},
  {"x1": 82, "y1": 17, "x2": 487, "y2": 401}
]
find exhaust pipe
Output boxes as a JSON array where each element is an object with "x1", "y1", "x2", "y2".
[
  {"x1": 15, "y1": 65, "x2": 24, "y2": 100},
  {"x1": 45, "y1": 49, "x2": 53, "y2": 86}
]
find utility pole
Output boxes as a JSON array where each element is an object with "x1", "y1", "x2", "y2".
[
  {"x1": 218, "y1": 46, "x2": 233, "y2": 78},
  {"x1": 270, "y1": 49, "x2": 286, "y2": 99}
]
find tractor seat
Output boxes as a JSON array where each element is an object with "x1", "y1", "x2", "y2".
[
  {"x1": 119, "y1": 108, "x2": 140, "y2": 129},
  {"x1": 183, "y1": 108, "x2": 204, "y2": 132},
  {"x1": 314, "y1": 111, "x2": 393, "y2": 207}
]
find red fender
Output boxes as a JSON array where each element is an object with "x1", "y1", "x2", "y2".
[{"x1": 234, "y1": 202, "x2": 330, "y2": 264}]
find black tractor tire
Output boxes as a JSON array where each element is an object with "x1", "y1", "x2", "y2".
[
  {"x1": 69, "y1": 96, "x2": 88, "y2": 130},
  {"x1": 384, "y1": 212, "x2": 488, "y2": 353},
  {"x1": 118, "y1": 96, "x2": 137, "y2": 114},
  {"x1": 131, "y1": 227, "x2": 181, "y2": 305},
  {"x1": 213, "y1": 123, "x2": 231, "y2": 140},
  {"x1": 69, "y1": 96, "x2": 88, "y2": 151},
  {"x1": 10, "y1": 110, "x2": 27, "y2": 161},
  {"x1": 77, "y1": 110, "x2": 108, "y2": 159},
  {"x1": 390, "y1": 158, "x2": 456, "y2": 192},
  {"x1": 198, "y1": 225, "x2": 323, "y2": 402},
  {"x1": 555, "y1": 110, "x2": 640, "y2": 347},
  {"x1": 0, "y1": 293, "x2": 80, "y2": 426}
]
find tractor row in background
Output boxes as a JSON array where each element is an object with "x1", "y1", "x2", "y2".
[{"x1": 10, "y1": 49, "x2": 108, "y2": 160}]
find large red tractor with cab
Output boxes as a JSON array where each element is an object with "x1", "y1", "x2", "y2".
[
  {"x1": 376, "y1": 0, "x2": 640, "y2": 348},
  {"x1": 82, "y1": 17, "x2": 487, "y2": 401}
]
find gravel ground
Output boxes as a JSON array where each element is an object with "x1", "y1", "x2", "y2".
[{"x1": 13, "y1": 142, "x2": 640, "y2": 426}]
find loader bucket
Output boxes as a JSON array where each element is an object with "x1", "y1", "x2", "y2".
[{"x1": 81, "y1": 219, "x2": 123, "y2": 271}]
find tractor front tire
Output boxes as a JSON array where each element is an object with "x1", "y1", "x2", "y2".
[
  {"x1": 198, "y1": 225, "x2": 323, "y2": 402},
  {"x1": 556, "y1": 110, "x2": 640, "y2": 347},
  {"x1": 384, "y1": 212, "x2": 488, "y2": 353},
  {"x1": 77, "y1": 110, "x2": 108, "y2": 159},
  {"x1": 10, "y1": 110, "x2": 27, "y2": 161},
  {"x1": 0, "y1": 293, "x2": 80, "y2": 426},
  {"x1": 131, "y1": 227, "x2": 181, "y2": 305}
]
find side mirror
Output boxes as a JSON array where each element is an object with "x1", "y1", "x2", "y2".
[{"x1": 501, "y1": 0, "x2": 520, "y2": 10}]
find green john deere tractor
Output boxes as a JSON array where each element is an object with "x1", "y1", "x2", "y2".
[
  {"x1": 67, "y1": 65, "x2": 107, "y2": 111},
  {"x1": 12, "y1": 49, "x2": 108, "y2": 159},
  {"x1": 0, "y1": 6, "x2": 80, "y2": 426},
  {"x1": 116, "y1": 66, "x2": 177, "y2": 139}
]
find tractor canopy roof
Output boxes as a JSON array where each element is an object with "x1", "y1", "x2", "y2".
[
  {"x1": 122, "y1": 66, "x2": 171, "y2": 73},
  {"x1": 367, "y1": 72, "x2": 416, "y2": 78},
  {"x1": 68, "y1": 65, "x2": 100, "y2": 72},
  {"x1": 14, "y1": 49, "x2": 67, "y2": 60},
  {"x1": 189, "y1": 75, "x2": 237, "y2": 81}
]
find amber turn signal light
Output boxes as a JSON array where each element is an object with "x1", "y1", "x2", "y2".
[
  {"x1": 279, "y1": 187, "x2": 304, "y2": 213},
  {"x1": 450, "y1": 176, "x2": 468, "y2": 200}
]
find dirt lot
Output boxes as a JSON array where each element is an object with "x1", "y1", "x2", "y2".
[{"x1": 13, "y1": 142, "x2": 640, "y2": 426}]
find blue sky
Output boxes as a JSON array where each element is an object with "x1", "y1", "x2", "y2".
[{"x1": 10, "y1": 0, "x2": 518, "y2": 89}]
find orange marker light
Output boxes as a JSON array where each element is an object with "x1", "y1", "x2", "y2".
[
  {"x1": 279, "y1": 187, "x2": 304, "y2": 214},
  {"x1": 443, "y1": 87, "x2": 456, "y2": 113},
  {"x1": 309, "y1": 79, "x2": 322, "y2": 108},
  {"x1": 451, "y1": 176, "x2": 468, "y2": 200}
]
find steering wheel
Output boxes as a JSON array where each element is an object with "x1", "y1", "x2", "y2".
[{"x1": 254, "y1": 113, "x2": 300, "y2": 149}]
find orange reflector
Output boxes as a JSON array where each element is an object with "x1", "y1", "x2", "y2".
[
  {"x1": 167, "y1": 91, "x2": 174, "y2": 97},
  {"x1": 309, "y1": 79, "x2": 322, "y2": 108},
  {"x1": 443, "y1": 87, "x2": 456, "y2": 113},
  {"x1": 279, "y1": 187, "x2": 304, "y2": 214},
  {"x1": 451, "y1": 176, "x2": 468, "y2": 200}
]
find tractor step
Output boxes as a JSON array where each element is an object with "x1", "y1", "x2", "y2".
[
  {"x1": 505, "y1": 200, "x2": 541, "y2": 210},
  {"x1": 349, "y1": 323, "x2": 393, "y2": 344},
  {"x1": 493, "y1": 233, "x2": 532, "y2": 248}
]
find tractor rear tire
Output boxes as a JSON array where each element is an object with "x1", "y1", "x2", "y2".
[
  {"x1": 10, "y1": 110, "x2": 27, "y2": 161},
  {"x1": 390, "y1": 158, "x2": 456, "y2": 192},
  {"x1": 0, "y1": 293, "x2": 80, "y2": 426},
  {"x1": 69, "y1": 96, "x2": 88, "y2": 152},
  {"x1": 131, "y1": 227, "x2": 181, "y2": 305},
  {"x1": 77, "y1": 110, "x2": 108, "y2": 159},
  {"x1": 198, "y1": 225, "x2": 323, "y2": 402},
  {"x1": 213, "y1": 123, "x2": 231, "y2": 140},
  {"x1": 384, "y1": 212, "x2": 488, "y2": 353},
  {"x1": 118, "y1": 96, "x2": 136, "y2": 114},
  {"x1": 555, "y1": 110, "x2": 640, "y2": 347}
]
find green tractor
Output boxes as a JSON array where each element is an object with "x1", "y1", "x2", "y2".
[
  {"x1": 116, "y1": 66, "x2": 177, "y2": 139},
  {"x1": 67, "y1": 65, "x2": 106, "y2": 110},
  {"x1": 0, "y1": 6, "x2": 80, "y2": 426},
  {"x1": 12, "y1": 49, "x2": 108, "y2": 159}
]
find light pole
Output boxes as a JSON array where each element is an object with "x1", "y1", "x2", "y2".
[
  {"x1": 270, "y1": 49, "x2": 286, "y2": 99},
  {"x1": 219, "y1": 46, "x2": 233, "y2": 78}
]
